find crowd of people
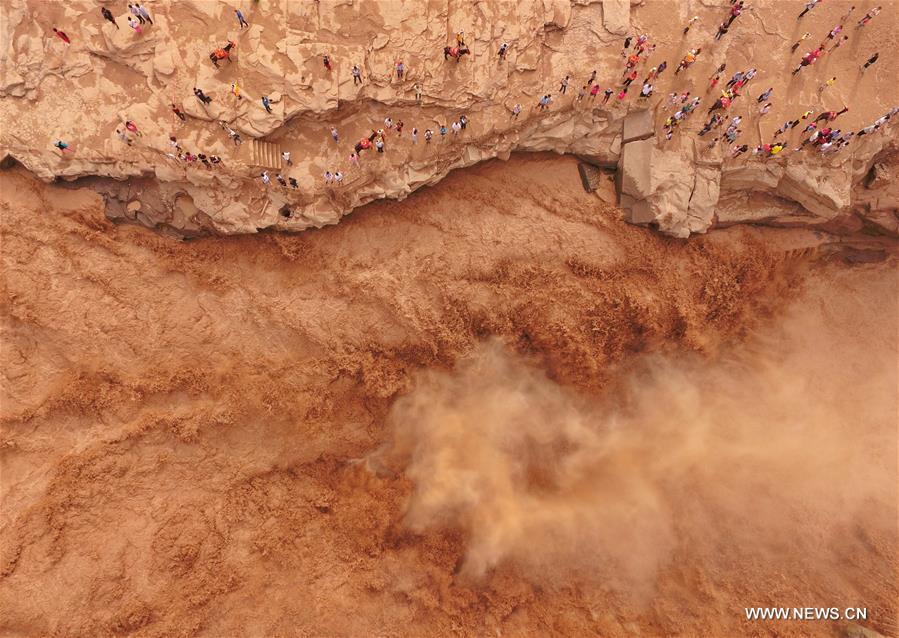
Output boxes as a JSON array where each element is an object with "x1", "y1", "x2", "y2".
[{"x1": 47, "y1": 2, "x2": 895, "y2": 198}]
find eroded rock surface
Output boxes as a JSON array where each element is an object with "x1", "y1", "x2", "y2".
[{"x1": 0, "y1": 0, "x2": 896, "y2": 237}]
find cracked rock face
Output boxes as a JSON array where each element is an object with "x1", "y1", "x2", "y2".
[{"x1": 0, "y1": 0, "x2": 896, "y2": 237}]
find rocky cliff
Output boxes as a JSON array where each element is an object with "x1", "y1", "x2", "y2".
[{"x1": 1, "y1": 0, "x2": 896, "y2": 237}]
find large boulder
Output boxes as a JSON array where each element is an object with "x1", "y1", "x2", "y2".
[
  {"x1": 622, "y1": 109, "x2": 653, "y2": 143},
  {"x1": 602, "y1": 0, "x2": 630, "y2": 35}
]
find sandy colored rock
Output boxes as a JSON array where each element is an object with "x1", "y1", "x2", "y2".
[
  {"x1": 622, "y1": 109, "x2": 653, "y2": 144},
  {"x1": 602, "y1": 0, "x2": 631, "y2": 35},
  {"x1": 0, "y1": 0, "x2": 896, "y2": 241}
]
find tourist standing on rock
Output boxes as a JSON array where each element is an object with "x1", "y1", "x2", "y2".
[
  {"x1": 451, "y1": 121, "x2": 461, "y2": 136},
  {"x1": 511, "y1": 103, "x2": 522, "y2": 118},
  {"x1": 862, "y1": 52, "x2": 879, "y2": 70},
  {"x1": 100, "y1": 7, "x2": 118, "y2": 28},
  {"x1": 727, "y1": 1, "x2": 744, "y2": 26},
  {"x1": 791, "y1": 32, "x2": 811, "y2": 52},
  {"x1": 656, "y1": 60, "x2": 667, "y2": 77},
  {"x1": 818, "y1": 77, "x2": 836, "y2": 93},
  {"x1": 715, "y1": 22, "x2": 729, "y2": 41},
  {"x1": 330, "y1": 126, "x2": 339, "y2": 142},
  {"x1": 334, "y1": 171, "x2": 343, "y2": 186},
  {"x1": 623, "y1": 70, "x2": 637, "y2": 87},
  {"x1": 226, "y1": 126, "x2": 241, "y2": 145},
  {"x1": 411, "y1": 128, "x2": 418, "y2": 144},
  {"x1": 117, "y1": 129, "x2": 132, "y2": 145},
  {"x1": 683, "y1": 15, "x2": 699, "y2": 34},
  {"x1": 576, "y1": 85, "x2": 587, "y2": 102},
  {"x1": 624, "y1": 53, "x2": 639, "y2": 71},
  {"x1": 498, "y1": 42, "x2": 508, "y2": 60},
  {"x1": 726, "y1": 71, "x2": 743, "y2": 89},
  {"x1": 124, "y1": 120, "x2": 142, "y2": 136},
  {"x1": 236, "y1": 8, "x2": 249, "y2": 28},
  {"x1": 52, "y1": 28, "x2": 71, "y2": 44},
  {"x1": 538, "y1": 94, "x2": 551, "y2": 110},
  {"x1": 276, "y1": 173, "x2": 287, "y2": 186},
  {"x1": 413, "y1": 83, "x2": 422, "y2": 102},
  {"x1": 395, "y1": 60, "x2": 405, "y2": 79},
  {"x1": 324, "y1": 171, "x2": 333, "y2": 184},
  {"x1": 639, "y1": 82, "x2": 653, "y2": 98},
  {"x1": 857, "y1": 6, "x2": 881, "y2": 28},
  {"x1": 289, "y1": 177, "x2": 298, "y2": 189},
  {"x1": 439, "y1": 124, "x2": 447, "y2": 140},
  {"x1": 757, "y1": 87, "x2": 773, "y2": 102},
  {"x1": 128, "y1": 17, "x2": 142, "y2": 35},
  {"x1": 424, "y1": 129, "x2": 433, "y2": 143},
  {"x1": 827, "y1": 24, "x2": 843, "y2": 40},
  {"x1": 830, "y1": 35, "x2": 849, "y2": 52},
  {"x1": 171, "y1": 104, "x2": 186, "y2": 121},
  {"x1": 195, "y1": 87, "x2": 212, "y2": 104},
  {"x1": 352, "y1": 65, "x2": 362, "y2": 84},
  {"x1": 260, "y1": 171, "x2": 270, "y2": 185},
  {"x1": 396, "y1": 120, "x2": 404, "y2": 135},
  {"x1": 262, "y1": 95, "x2": 272, "y2": 113},
  {"x1": 128, "y1": 4, "x2": 144, "y2": 24},
  {"x1": 54, "y1": 140, "x2": 72, "y2": 153},
  {"x1": 375, "y1": 137, "x2": 385, "y2": 153},
  {"x1": 137, "y1": 4, "x2": 153, "y2": 24},
  {"x1": 559, "y1": 75, "x2": 569, "y2": 94},
  {"x1": 797, "y1": 0, "x2": 821, "y2": 19},
  {"x1": 231, "y1": 82, "x2": 242, "y2": 99},
  {"x1": 815, "y1": 107, "x2": 849, "y2": 123},
  {"x1": 602, "y1": 87, "x2": 613, "y2": 104},
  {"x1": 589, "y1": 84, "x2": 599, "y2": 101},
  {"x1": 323, "y1": 54, "x2": 332, "y2": 72},
  {"x1": 675, "y1": 48, "x2": 701, "y2": 75},
  {"x1": 282, "y1": 151, "x2": 292, "y2": 166}
]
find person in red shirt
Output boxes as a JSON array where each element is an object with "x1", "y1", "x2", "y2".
[
  {"x1": 52, "y1": 28, "x2": 70, "y2": 44},
  {"x1": 124, "y1": 120, "x2": 143, "y2": 137}
]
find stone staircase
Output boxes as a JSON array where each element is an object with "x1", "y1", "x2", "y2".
[{"x1": 249, "y1": 139, "x2": 282, "y2": 170}]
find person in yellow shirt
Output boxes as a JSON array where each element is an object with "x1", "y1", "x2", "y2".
[{"x1": 231, "y1": 82, "x2": 242, "y2": 100}]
